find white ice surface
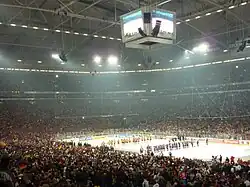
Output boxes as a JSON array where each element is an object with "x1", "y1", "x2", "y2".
[
  {"x1": 81, "y1": 138, "x2": 250, "y2": 161},
  {"x1": 112, "y1": 139, "x2": 250, "y2": 161}
]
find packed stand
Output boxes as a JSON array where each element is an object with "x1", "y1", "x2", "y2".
[
  {"x1": 2, "y1": 136, "x2": 250, "y2": 187},
  {"x1": 1, "y1": 62, "x2": 250, "y2": 186}
]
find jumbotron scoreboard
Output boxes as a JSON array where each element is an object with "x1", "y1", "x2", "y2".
[{"x1": 120, "y1": 6, "x2": 176, "y2": 50}]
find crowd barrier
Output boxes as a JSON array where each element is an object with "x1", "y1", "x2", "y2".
[
  {"x1": 210, "y1": 139, "x2": 250, "y2": 145},
  {"x1": 92, "y1": 136, "x2": 106, "y2": 140},
  {"x1": 184, "y1": 137, "x2": 250, "y2": 146},
  {"x1": 159, "y1": 135, "x2": 250, "y2": 146}
]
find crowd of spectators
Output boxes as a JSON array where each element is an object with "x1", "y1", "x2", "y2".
[
  {"x1": 1, "y1": 100, "x2": 250, "y2": 187},
  {"x1": 1, "y1": 63, "x2": 250, "y2": 186},
  {"x1": 3, "y1": 139, "x2": 250, "y2": 187}
]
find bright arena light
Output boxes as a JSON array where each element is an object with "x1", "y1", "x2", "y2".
[
  {"x1": 193, "y1": 43, "x2": 209, "y2": 53},
  {"x1": 107, "y1": 55, "x2": 118, "y2": 65},
  {"x1": 93, "y1": 55, "x2": 101, "y2": 64},
  {"x1": 185, "y1": 50, "x2": 194, "y2": 55},
  {"x1": 51, "y1": 53, "x2": 60, "y2": 60}
]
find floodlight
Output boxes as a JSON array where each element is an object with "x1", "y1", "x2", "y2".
[
  {"x1": 199, "y1": 43, "x2": 209, "y2": 52},
  {"x1": 52, "y1": 52, "x2": 67, "y2": 62},
  {"x1": 237, "y1": 41, "x2": 247, "y2": 52},
  {"x1": 193, "y1": 43, "x2": 209, "y2": 53},
  {"x1": 93, "y1": 55, "x2": 101, "y2": 64},
  {"x1": 59, "y1": 51, "x2": 67, "y2": 62},
  {"x1": 52, "y1": 53, "x2": 60, "y2": 60},
  {"x1": 108, "y1": 55, "x2": 118, "y2": 65},
  {"x1": 185, "y1": 49, "x2": 195, "y2": 54}
]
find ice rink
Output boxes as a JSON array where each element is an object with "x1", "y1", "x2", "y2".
[
  {"x1": 114, "y1": 139, "x2": 250, "y2": 160},
  {"x1": 86, "y1": 139, "x2": 250, "y2": 161}
]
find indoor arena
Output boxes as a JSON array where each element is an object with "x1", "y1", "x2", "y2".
[{"x1": 1, "y1": 0, "x2": 250, "y2": 186}]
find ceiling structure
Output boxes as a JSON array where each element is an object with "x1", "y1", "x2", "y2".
[{"x1": 0, "y1": 0, "x2": 249, "y2": 71}]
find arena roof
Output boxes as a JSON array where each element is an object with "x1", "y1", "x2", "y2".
[{"x1": 0, "y1": 0, "x2": 249, "y2": 71}]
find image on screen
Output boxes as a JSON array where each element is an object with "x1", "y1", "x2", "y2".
[
  {"x1": 122, "y1": 11, "x2": 143, "y2": 38},
  {"x1": 152, "y1": 10, "x2": 174, "y2": 34}
]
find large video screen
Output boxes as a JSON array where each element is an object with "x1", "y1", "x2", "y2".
[
  {"x1": 122, "y1": 10, "x2": 143, "y2": 40},
  {"x1": 152, "y1": 10, "x2": 174, "y2": 37}
]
